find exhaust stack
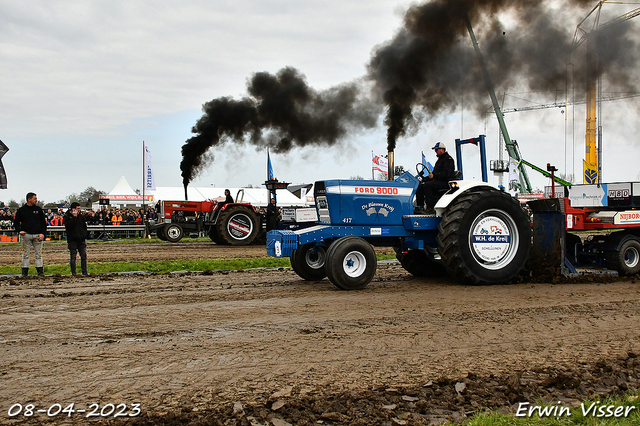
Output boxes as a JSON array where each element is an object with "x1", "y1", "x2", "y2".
[
  {"x1": 184, "y1": 185, "x2": 188, "y2": 201},
  {"x1": 388, "y1": 151, "x2": 394, "y2": 180}
]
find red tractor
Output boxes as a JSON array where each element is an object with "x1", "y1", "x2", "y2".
[{"x1": 150, "y1": 193, "x2": 262, "y2": 245}]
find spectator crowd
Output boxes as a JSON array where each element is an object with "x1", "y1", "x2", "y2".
[{"x1": 1, "y1": 206, "x2": 159, "y2": 234}]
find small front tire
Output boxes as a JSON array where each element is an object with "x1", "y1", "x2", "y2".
[
  {"x1": 291, "y1": 243, "x2": 327, "y2": 281},
  {"x1": 156, "y1": 226, "x2": 167, "y2": 241},
  {"x1": 165, "y1": 224, "x2": 184, "y2": 243},
  {"x1": 325, "y1": 237, "x2": 377, "y2": 290}
]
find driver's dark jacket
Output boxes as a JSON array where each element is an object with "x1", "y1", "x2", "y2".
[{"x1": 431, "y1": 151, "x2": 455, "y2": 182}]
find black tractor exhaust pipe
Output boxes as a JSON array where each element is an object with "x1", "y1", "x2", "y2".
[{"x1": 388, "y1": 151, "x2": 394, "y2": 180}]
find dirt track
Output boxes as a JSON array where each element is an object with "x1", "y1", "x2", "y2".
[
  {"x1": 0, "y1": 241, "x2": 272, "y2": 266},
  {"x1": 1, "y1": 242, "x2": 640, "y2": 425}
]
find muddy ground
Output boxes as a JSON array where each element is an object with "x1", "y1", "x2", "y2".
[
  {"x1": 0, "y1": 241, "x2": 273, "y2": 267},
  {"x1": 1, "y1": 242, "x2": 640, "y2": 425}
]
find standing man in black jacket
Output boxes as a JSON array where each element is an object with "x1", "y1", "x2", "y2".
[
  {"x1": 14, "y1": 192, "x2": 47, "y2": 276},
  {"x1": 416, "y1": 142, "x2": 456, "y2": 214},
  {"x1": 266, "y1": 197, "x2": 279, "y2": 231},
  {"x1": 64, "y1": 202, "x2": 88, "y2": 276}
]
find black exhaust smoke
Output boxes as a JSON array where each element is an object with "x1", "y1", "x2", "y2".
[
  {"x1": 367, "y1": 0, "x2": 638, "y2": 153},
  {"x1": 181, "y1": 0, "x2": 638, "y2": 183},
  {"x1": 180, "y1": 68, "x2": 379, "y2": 187}
]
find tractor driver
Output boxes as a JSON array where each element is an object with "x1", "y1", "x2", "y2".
[
  {"x1": 415, "y1": 142, "x2": 455, "y2": 214},
  {"x1": 219, "y1": 189, "x2": 234, "y2": 208}
]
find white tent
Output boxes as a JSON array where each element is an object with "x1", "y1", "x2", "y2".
[
  {"x1": 108, "y1": 176, "x2": 137, "y2": 196},
  {"x1": 92, "y1": 177, "x2": 314, "y2": 211},
  {"x1": 92, "y1": 176, "x2": 152, "y2": 210}
]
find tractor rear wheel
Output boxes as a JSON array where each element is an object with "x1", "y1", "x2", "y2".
[
  {"x1": 291, "y1": 243, "x2": 327, "y2": 281},
  {"x1": 395, "y1": 248, "x2": 446, "y2": 277},
  {"x1": 216, "y1": 206, "x2": 259, "y2": 246},
  {"x1": 165, "y1": 224, "x2": 184, "y2": 243},
  {"x1": 605, "y1": 238, "x2": 640, "y2": 275},
  {"x1": 437, "y1": 189, "x2": 530, "y2": 284},
  {"x1": 208, "y1": 227, "x2": 223, "y2": 244},
  {"x1": 325, "y1": 236, "x2": 376, "y2": 290}
]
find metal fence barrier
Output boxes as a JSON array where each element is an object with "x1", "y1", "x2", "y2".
[{"x1": 0, "y1": 225, "x2": 148, "y2": 241}]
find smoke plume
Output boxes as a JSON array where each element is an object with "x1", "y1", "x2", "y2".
[
  {"x1": 182, "y1": 0, "x2": 639, "y2": 184},
  {"x1": 180, "y1": 68, "x2": 379, "y2": 187},
  {"x1": 368, "y1": 0, "x2": 638, "y2": 151}
]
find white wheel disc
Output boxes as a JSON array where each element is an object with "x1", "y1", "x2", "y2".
[
  {"x1": 469, "y1": 209, "x2": 520, "y2": 270},
  {"x1": 624, "y1": 246, "x2": 640, "y2": 269},
  {"x1": 342, "y1": 251, "x2": 367, "y2": 278}
]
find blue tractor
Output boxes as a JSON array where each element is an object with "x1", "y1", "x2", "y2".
[{"x1": 266, "y1": 148, "x2": 531, "y2": 290}]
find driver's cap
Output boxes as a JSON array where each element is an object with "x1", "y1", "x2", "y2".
[{"x1": 432, "y1": 142, "x2": 446, "y2": 150}]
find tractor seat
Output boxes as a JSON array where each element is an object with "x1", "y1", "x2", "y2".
[{"x1": 436, "y1": 171, "x2": 462, "y2": 195}]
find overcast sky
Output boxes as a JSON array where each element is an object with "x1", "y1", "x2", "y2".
[{"x1": 1, "y1": 0, "x2": 638, "y2": 205}]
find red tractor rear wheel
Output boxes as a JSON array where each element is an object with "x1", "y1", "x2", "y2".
[{"x1": 215, "y1": 206, "x2": 260, "y2": 246}]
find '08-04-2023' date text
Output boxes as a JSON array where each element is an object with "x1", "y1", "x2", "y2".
[{"x1": 7, "y1": 402, "x2": 141, "y2": 418}]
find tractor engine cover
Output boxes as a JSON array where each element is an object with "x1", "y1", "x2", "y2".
[{"x1": 315, "y1": 173, "x2": 419, "y2": 227}]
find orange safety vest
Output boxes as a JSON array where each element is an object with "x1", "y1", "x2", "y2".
[{"x1": 112, "y1": 214, "x2": 122, "y2": 225}]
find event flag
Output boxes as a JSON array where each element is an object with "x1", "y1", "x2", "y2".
[
  {"x1": 372, "y1": 152, "x2": 388, "y2": 175},
  {"x1": 421, "y1": 151, "x2": 434, "y2": 173},
  {"x1": 267, "y1": 149, "x2": 274, "y2": 180},
  {"x1": 0, "y1": 140, "x2": 8, "y2": 189},
  {"x1": 144, "y1": 145, "x2": 156, "y2": 191}
]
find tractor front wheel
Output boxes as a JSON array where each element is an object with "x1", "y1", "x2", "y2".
[
  {"x1": 165, "y1": 224, "x2": 184, "y2": 243},
  {"x1": 156, "y1": 226, "x2": 167, "y2": 241},
  {"x1": 325, "y1": 236, "x2": 376, "y2": 290},
  {"x1": 291, "y1": 243, "x2": 327, "y2": 281}
]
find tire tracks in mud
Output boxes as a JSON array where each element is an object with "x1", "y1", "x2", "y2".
[{"x1": 1, "y1": 263, "x2": 640, "y2": 424}]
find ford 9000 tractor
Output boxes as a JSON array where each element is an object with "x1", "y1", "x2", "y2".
[{"x1": 266, "y1": 167, "x2": 531, "y2": 290}]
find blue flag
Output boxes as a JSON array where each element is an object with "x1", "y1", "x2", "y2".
[
  {"x1": 421, "y1": 151, "x2": 433, "y2": 174},
  {"x1": 267, "y1": 150, "x2": 274, "y2": 180}
]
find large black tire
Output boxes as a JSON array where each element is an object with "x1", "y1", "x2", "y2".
[
  {"x1": 437, "y1": 189, "x2": 530, "y2": 285},
  {"x1": 208, "y1": 227, "x2": 223, "y2": 245},
  {"x1": 165, "y1": 224, "x2": 184, "y2": 243},
  {"x1": 325, "y1": 236, "x2": 377, "y2": 290},
  {"x1": 395, "y1": 248, "x2": 446, "y2": 277},
  {"x1": 291, "y1": 243, "x2": 327, "y2": 281},
  {"x1": 216, "y1": 207, "x2": 259, "y2": 246},
  {"x1": 605, "y1": 238, "x2": 640, "y2": 275}
]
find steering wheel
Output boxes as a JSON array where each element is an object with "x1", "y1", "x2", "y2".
[{"x1": 416, "y1": 163, "x2": 428, "y2": 178}]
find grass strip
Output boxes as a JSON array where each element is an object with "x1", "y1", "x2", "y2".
[
  {"x1": 457, "y1": 391, "x2": 640, "y2": 425},
  {"x1": 2, "y1": 253, "x2": 397, "y2": 276}
]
